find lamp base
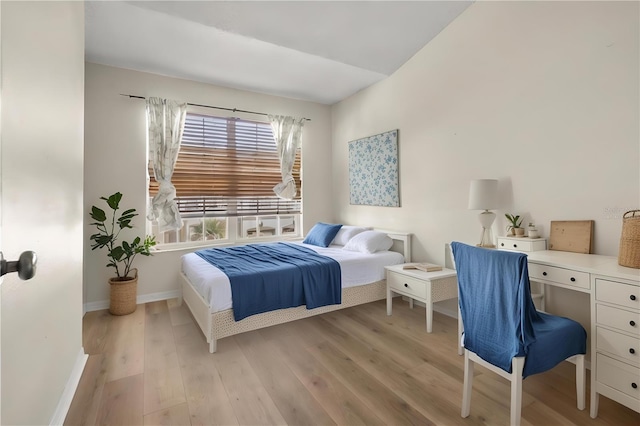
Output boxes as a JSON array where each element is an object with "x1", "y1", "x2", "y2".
[
  {"x1": 477, "y1": 227, "x2": 496, "y2": 248},
  {"x1": 477, "y1": 210, "x2": 496, "y2": 248}
]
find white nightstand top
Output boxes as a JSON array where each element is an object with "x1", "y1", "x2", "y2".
[{"x1": 386, "y1": 263, "x2": 457, "y2": 280}]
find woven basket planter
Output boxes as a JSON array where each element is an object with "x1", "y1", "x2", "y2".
[
  {"x1": 109, "y1": 269, "x2": 138, "y2": 315},
  {"x1": 619, "y1": 210, "x2": 640, "y2": 269}
]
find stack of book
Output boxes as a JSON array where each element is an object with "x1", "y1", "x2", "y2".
[{"x1": 402, "y1": 263, "x2": 443, "y2": 272}]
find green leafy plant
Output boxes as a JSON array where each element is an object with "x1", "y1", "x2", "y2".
[
  {"x1": 89, "y1": 192, "x2": 156, "y2": 280},
  {"x1": 505, "y1": 213, "x2": 523, "y2": 231}
]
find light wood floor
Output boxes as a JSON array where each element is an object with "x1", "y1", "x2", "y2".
[{"x1": 65, "y1": 298, "x2": 640, "y2": 425}]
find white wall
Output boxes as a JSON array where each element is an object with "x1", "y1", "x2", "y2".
[
  {"x1": 1, "y1": 2, "x2": 85, "y2": 424},
  {"x1": 84, "y1": 63, "x2": 333, "y2": 306},
  {"x1": 331, "y1": 1, "x2": 639, "y2": 319}
]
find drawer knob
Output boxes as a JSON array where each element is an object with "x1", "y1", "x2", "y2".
[
  {"x1": 631, "y1": 320, "x2": 637, "y2": 327},
  {"x1": 500, "y1": 243, "x2": 505, "y2": 247},
  {"x1": 542, "y1": 271, "x2": 548, "y2": 276},
  {"x1": 633, "y1": 383, "x2": 638, "y2": 389},
  {"x1": 570, "y1": 277, "x2": 576, "y2": 282},
  {"x1": 630, "y1": 348, "x2": 636, "y2": 354},
  {"x1": 513, "y1": 244, "x2": 517, "y2": 248},
  {"x1": 631, "y1": 295, "x2": 637, "y2": 301},
  {"x1": 404, "y1": 283, "x2": 408, "y2": 288}
]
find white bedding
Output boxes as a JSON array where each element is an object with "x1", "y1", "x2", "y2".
[{"x1": 181, "y1": 241, "x2": 405, "y2": 313}]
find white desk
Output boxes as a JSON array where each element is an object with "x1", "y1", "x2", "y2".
[
  {"x1": 524, "y1": 251, "x2": 640, "y2": 418},
  {"x1": 455, "y1": 250, "x2": 640, "y2": 417}
]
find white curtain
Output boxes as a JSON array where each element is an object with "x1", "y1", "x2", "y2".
[
  {"x1": 146, "y1": 97, "x2": 187, "y2": 231},
  {"x1": 269, "y1": 115, "x2": 304, "y2": 200}
]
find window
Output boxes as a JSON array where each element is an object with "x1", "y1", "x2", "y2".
[{"x1": 148, "y1": 113, "x2": 302, "y2": 246}]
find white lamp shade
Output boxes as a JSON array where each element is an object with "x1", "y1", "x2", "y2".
[{"x1": 468, "y1": 179, "x2": 498, "y2": 210}]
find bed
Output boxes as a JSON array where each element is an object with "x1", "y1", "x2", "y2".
[{"x1": 178, "y1": 227, "x2": 412, "y2": 353}]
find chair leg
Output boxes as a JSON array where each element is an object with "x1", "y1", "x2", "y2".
[
  {"x1": 575, "y1": 354, "x2": 585, "y2": 410},
  {"x1": 461, "y1": 350, "x2": 474, "y2": 418},
  {"x1": 510, "y1": 357, "x2": 525, "y2": 426}
]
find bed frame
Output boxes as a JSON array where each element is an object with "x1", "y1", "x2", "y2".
[{"x1": 178, "y1": 231, "x2": 411, "y2": 353}]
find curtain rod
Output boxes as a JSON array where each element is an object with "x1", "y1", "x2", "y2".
[{"x1": 120, "y1": 94, "x2": 311, "y2": 121}]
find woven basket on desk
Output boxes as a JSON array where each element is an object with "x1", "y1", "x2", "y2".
[
  {"x1": 619, "y1": 210, "x2": 640, "y2": 268},
  {"x1": 109, "y1": 269, "x2": 138, "y2": 315}
]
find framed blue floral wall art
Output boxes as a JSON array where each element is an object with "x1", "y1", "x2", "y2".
[{"x1": 348, "y1": 129, "x2": 399, "y2": 207}]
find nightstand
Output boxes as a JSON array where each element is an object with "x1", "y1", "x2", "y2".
[{"x1": 385, "y1": 264, "x2": 458, "y2": 333}]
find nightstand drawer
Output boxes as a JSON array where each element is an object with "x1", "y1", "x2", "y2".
[
  {"x1": 596, "y1": 353, "x2": 640, "y2": 401},
  {"x1": 528, "y1": 263, "x2": 590, "y2": 290},
  {"x1": 597, "y1": 327, "x2": 640, "y2": 366},
  {"x1": 387, "y1": 272, "x2": 427, "y2": 299},
  {"x1": 596, "y1": 279, "x2": 640, "y2": 310},
  {"x1": 597, "y1": 304, "x2": 640, "y2": 336},
  {"x1": 497, "y1": 237, "x2": 546, "y2": 252}
]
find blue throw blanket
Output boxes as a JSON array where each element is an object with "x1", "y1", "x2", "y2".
[
  {"x1": 451, "y1": 242, "x2": 586, "y2": 378},
  {"x1": 195, "y1": 242, "x2": 341, "y2": 321}
]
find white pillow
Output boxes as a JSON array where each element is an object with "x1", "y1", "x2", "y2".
[
  {"x1": 342, "y1": 230, "x2": 393, "y2": 254},
  {"x1": 331, "y1": 226, "x2": 368, "y2": 246}
]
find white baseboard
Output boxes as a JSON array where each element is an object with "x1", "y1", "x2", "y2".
[
  {"x1": 83, "y1": 289, "x2": 182, "y2": 313},
  {"x1": 50, "y1": 347, "x2": 88, "y2": 425}
]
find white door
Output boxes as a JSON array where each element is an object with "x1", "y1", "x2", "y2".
[{"x1": 0, "y1": 3, "x2": 84, "y2": 424}]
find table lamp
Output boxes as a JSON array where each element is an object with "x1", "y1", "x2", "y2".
[{"x1": 468, "y1": 179, "x2": 498, "y2": 248}]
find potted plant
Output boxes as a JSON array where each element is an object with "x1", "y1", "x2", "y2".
[
  {"x1": 89, "y1": 192, "x2": 156, "y2": 315},
  {"x1": 505, "y1": 213, "x2": 524, "y2": 237}
]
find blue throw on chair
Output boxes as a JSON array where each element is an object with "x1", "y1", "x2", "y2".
[{"x1": 451, "y1": 241, "x2": 587, "y2": 425}]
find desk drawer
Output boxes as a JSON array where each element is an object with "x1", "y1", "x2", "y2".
[
  {"x1": 597, "y1": 327, "x2": 640, "y2": 366},
  {"x1": 528, "y1": 263, "x2": 590, "y2": 290},
  {"x1": 596, "y1": 279, "x2": 640, "y2": 310},
  {"x1": 497, "y1": 237, "x2": 546, "y2": 252},
  {"x1": 597, "y1": 304, "x2": 640, "y2": 336},
  {"x1": 596, "y1": 353, "x2": 640, "y2": 401},
  {"x1": 387, "y1": 272, "x2": 427, "y2": 300}
]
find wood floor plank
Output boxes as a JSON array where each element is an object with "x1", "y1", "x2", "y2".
[
  {"x1": 307, "y1": 338, "x2": 435, "y2": 425},
  {"x1": 143, "y1": 402, "x2": 191, "y2": 426},
  {"x1": 261, "y1": 322, "x2": 386, "y2": 426},
  {"x1": 64, "y1": 354, "x2": 108, "y2": 426},
  {"x1": 143, "y1": 302, "x2": 187, "y2": 415},
  {"x1": 409, "y1": 358, "x2": 515, "y2": 425},
  {"x1": 145, "y1": 301, "x2": 181, "y2": 370},
  {"x1": 212, "y1": 337, "x2": 287, "y2": 425},
  {"x1": 235, "y1": 330, "x2": 337, "y2": 426},
  {"x1": 258, "y1": 315, "x2": 327, "y2": 349},
  {"x1": 144, "y1": 366, "x2": 187, "y2": 416},
  {"x1": 104, "y1": 306, "x2": 145, "y2": 382},
  {"x1": 173, "y1": 321, "x2": 239, "y2": 426},
  {"x1": 95, "y1": 373, "x2": 144, "y2": 426},
  {"x1": 167, "y1": 298, "x2": 193, "y2": 326},
  {"x1": 281, "y1": 347, "x2": 386, "y2": 425},
  {"x1": 83, "y1": 309, "x2": 113, "y2": 355},
  {"x1": 311, "y1": 314, "x2": 468, "y2": 425},
  {"x1": 66, "y1": 299, "x2": 640, "y2": 426},
  {"x1": 321, "y1": 308, "x2": 439, "y2": 370}
]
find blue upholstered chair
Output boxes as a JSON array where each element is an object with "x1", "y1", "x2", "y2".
[{"x1": 451, "y1": 242, "x2": 587, "y2": 426}]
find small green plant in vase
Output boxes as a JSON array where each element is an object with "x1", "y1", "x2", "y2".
[
  {"x1": 89, "y1": 192, "x2": 156, "y2": 315},
  {"x1": 505, "y1": 213, "x2": 524, "y2": 237}
]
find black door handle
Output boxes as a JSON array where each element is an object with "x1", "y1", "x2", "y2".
[{"x1": 0, "y1": 251, "x2": 37, "y2": 280}]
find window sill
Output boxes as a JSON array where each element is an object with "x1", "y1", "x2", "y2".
[{"x1": 152, "y1": 235, "x2": 303, "y2": 253}]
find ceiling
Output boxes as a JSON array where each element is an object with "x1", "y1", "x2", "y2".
[{"x1": 85, "y1": 1, "x2": 473, "y2": 105}]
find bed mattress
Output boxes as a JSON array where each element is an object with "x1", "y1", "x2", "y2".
[{"x1": 181, "y1": 241, "x2": 405, "y2": 313}]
